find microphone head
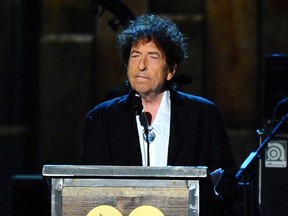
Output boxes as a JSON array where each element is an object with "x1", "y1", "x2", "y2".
[{"x1": 131, "y1": 95, "x2": 143, "y2": 115}]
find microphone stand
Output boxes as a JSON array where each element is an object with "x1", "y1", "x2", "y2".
[
  {"x1": 236, "y1": 113, "x2": 288, "y2": 181},
  {"x1": 144, "y1": 128, "x2": 150, "y2": 166},
  {"x1": 139, "y1": 112, "x2": 151, "y2": 166}
]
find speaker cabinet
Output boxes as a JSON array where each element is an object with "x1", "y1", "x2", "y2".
[{"x1": 258, "y1": 132, "x2": 288, "y2": 216}]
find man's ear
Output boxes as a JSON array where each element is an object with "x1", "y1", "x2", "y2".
[{"x1": 167, "y1": 64, "x2": 177, "y2": 81}]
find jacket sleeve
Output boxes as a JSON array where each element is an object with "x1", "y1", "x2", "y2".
[
  {"x1": 81, "y1": 107, "x2": 112, "y2": 165},
  {"x1": 208, "y1": 105, "x2": 240, "y2": 213}
]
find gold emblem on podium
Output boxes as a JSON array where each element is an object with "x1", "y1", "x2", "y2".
[{"x1": 87, "y1": 205, "x2": 164, "y2": 216}]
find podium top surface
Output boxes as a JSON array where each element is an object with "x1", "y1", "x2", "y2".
[{"x1": 42, "y1": 165, "x2": 208, "y2": 179}]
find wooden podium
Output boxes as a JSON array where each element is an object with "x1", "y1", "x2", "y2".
[{"x1": 42, "y1": 165, "x2": 209, "y2": 216}]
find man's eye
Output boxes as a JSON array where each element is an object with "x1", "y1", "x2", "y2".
[
  {"x1": 150, "y1": 55, "x2": 159, "y2": 59},
  {"x1": 131, "y1": 54, "x2": 140, "y2": 58}
]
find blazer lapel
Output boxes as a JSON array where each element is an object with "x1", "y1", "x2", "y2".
[
  {"x1": 121, "y1": 91, "x2": 142, "y2": 165},
  {"x1": 167, "y1": 90, "x2": 186, "y2": 165}
]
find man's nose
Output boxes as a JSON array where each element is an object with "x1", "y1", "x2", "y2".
[{"x1": 138, "y1": 56, "x2": 147, "y2": 71}]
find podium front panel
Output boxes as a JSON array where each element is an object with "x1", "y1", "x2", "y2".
[{"x1": 43, "y1": 165, "x2": 208, "y2": 216}]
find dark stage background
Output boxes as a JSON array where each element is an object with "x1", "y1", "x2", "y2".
[{"x1": 0, "y1": 0, "x2": 288, "y2": 215}]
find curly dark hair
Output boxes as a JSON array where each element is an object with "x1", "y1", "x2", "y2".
[{"x1": 117, "y1": 14, "x2": 189, "y2": 70}]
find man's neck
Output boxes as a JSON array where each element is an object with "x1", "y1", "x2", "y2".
[{"x1": 141, "y1": 90, "x2": 167, "y2": 124}]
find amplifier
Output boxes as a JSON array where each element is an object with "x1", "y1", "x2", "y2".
[{"x1": 258, "y1": 132, "x2": 288, "y2": 216}]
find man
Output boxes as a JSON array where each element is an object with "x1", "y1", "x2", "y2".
[{"x1": 82, "y1": 14, "x2": 239, "y2": 215}]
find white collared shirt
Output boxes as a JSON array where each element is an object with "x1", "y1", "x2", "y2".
[{"x1": 136, "y1": 90, "x2": 171, "y2": 166}]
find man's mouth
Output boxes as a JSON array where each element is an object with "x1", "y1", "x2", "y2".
[{"x1": 135, "y1": 75, "x2": 149, "y2": 80}]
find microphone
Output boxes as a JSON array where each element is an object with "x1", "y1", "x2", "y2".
[
  {"x1": 131, "y1": 95, "x2": 143, "y2": 115},
  {"x1": 131, "y1": 95, "x2": 155, "y2": 166},
  {"x1": 131, "y1": 95, "x2": 153, "y2": 166},
  {"x1": 139, "y1": 112, "x2": 155, "y2": 167},
  {"x1": 140, "y1": 112, "x2": 150, "y2": 166},
  {"x1": 139, "y1": 112, "x2": 149, "y2": 128}
]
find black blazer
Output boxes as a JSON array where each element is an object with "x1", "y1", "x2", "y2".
[{"x1": 82, "y1": 89, "x2": 239, "y2": 215}]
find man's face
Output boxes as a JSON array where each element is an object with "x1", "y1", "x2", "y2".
[{"x1": 127, "y1": 39, "x2": 175, "y2": 97}]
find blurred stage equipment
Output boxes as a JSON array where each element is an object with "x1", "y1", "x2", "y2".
[
  {"x1": 257, "y1": 130, "x2": 288, "y2": 216},
  {"x1": 263, "y1": 53, "x2": 288, "y2": 120},
  {"x1": 91, "y1": 0, "x2": 135, "y2": 31},
  {"x1": 257, "y1": 53, "x2": 288, "y2": 216},
  {"x1": 236, "y1": 54, "x2": 288, "y2": 216}
]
